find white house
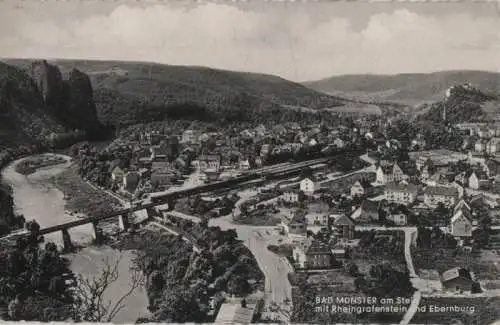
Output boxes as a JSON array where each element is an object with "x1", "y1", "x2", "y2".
[
  {"x1": 111, "y1": 166, "x2": 125, "y2": 183},
  {"x1": 305, "y1": 213, "x2": 329, "y2": 227},
  {"x1": 333, "y1": 138, "x2": 345, "y2": 148},
  {"x1": 468, "y1": 171, "x2": 489, "y2": 190},
  {"x1": 181, "y1": 129, "x2": 199, "y2": 144},
  {"x1": 450, "y1": 210, "x2": 473, "y2": 238},
  {"x1": 387, "y1": 213, "x2": 407, "y2": 226},
  {"x1": 384, "y1": 182, "x2": 418, "y2": 205},
  {"x1": 283, "y1": 191, "x2": 300, "y2": 203},
  {"x1": 300, "y1": 177, "x2": 320, "y2": 195}
]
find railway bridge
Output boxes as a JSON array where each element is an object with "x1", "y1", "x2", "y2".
[{"x1": 12, "y1": 149, "x2": 361, "y2": 251}]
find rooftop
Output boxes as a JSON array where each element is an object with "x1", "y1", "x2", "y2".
[
  {"x1": 441, "y1": 267, "x2": 472, "y2": 283},
  {"x1": 385, "y1": 182, "x2": 418, "y2": 193},
  {"x1": 424, "y1": 185, "x2": 459, "y2": 197}
]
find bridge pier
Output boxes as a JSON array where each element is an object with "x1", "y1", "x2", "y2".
[
  {"x1": 118, "y1": 213, "x2": 130, "y2": 232},
  {"x1": 146, "y1": 207, "x2": 157, "y2": 219},
  {"x1": 92, "y1": 221, "x2": 104, "y2": 245},
  {"x1": 166, "y1": 199, "x2": 176, "y2": 211},
  {"x1": 61, "y1": 228, "x2": 74, "y2": 252}
]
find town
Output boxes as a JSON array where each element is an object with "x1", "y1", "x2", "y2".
[
  {"x1": 55, "y1": 96, "x2": 500, "y2": 324},
  {"x1": 0, "y1": 2, "x2": 499, "y2": 324}
]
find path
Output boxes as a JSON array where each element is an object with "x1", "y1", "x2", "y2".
[{"x1": 356, "y1": 226, "x2": 419, "y2": 325}]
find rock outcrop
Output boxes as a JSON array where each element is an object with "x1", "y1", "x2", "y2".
[{"x1": 29, "y1": 60, "x2": 102, "y2": 137}]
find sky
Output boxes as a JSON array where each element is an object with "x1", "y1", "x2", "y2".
[{"x1": 1, "y1": 0, "x2": 499, "y2": 82}]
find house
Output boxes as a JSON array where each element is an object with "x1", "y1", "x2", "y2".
[
  {"x1": 485, "y1": 158, "x2": 500, "y2": 177},
  {"x1": 454, "y1": 199, "x2": 472, "y2": 219},
  {"x1": 181, "y1": 129, "x2": 199, "y2": 144},
  {"x1": 450, "y1": 210, "x2": 473, "y2": 238},
  {"x1": 281, "y1": 211, "x2": 307, "y2": 237},
  {"x1": 333, "y1": 138, "x2": 345, "y2": 148},
  {"x1": 122, "y1": 171, "x2": 140, "y2": 193},
  {"x1": 474, "y1": 139, "x2": 488, "y2": 152},
  {"x1": 375, "y1": 163, "x2": 405, "y2": 184},
  {"x1": 151, "y1": 170, "x2": 174, "y2": 188},
  {"x1": 419, "y1": 165, "x2": 431, "y2": 182},
  {"x1": 440, "y1": 267, "x2": 474, "y2": 292},
  {"x1": 111, "y1": 166, "x2": 125, "y2": 183},
  {"x1": 350, "y1": 200, "x2": 379, "y2": 223},
  {"x1": 294, "y1": 239, "x2": 334, "y2": 269},
  {"x1": 468, "y1": 171, "x2": 489, "y2": 190},
  {"x1": 411, "y1": 135, "x2": 426, "y2": 150},
  {"x1": 151, "y1": 161, "x2": 171, "y2": 172},
  {"x1": 282, "y1": 190, "x2": 300, "y2": 203},
  {"x1": 387, "y1": 213, "x2": 407, "y2": 226},
  {"x1": 300, "y1": 177, "x2": 321, "y2": 195},
  {"x1": 331, "y1": 214, "x2": 355, "y2": 240},
  {"x1": 214, "y1": 296, "x2": 264, "y2": 324},
  {"x1": 424, "y1": 186, "x2": 459, "y2": 208},
  {"x1": 194, "y1": 155, "x2": 221, "y2": 173},
  {"x1": 384, "y1": 182, "x2": 418, "y2": 205},
  {"x1": 239, "y1": 159, "x2": 251, "y2": 170},
  {"x1": 260, "y1": 144, "x2": 273, "y2": 157},
  {"x1": 305, "y1": 213, "x2": 329, "y2": 227},
  {"x1": 486, "y1": 138, "x2": 500, "y2": 154}
]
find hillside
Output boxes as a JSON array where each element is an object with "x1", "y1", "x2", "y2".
[
  {"x1": 4, "y1": 59, "x2": 351, "y2": 126},
  {"x1": 304, "y1": 70, "x2": 500, "y2": 105},
  {"x1": 417, "y1": 83, "x2": 500, "y2": 124}
]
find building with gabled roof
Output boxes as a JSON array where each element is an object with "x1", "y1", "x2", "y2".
[
  {"x1": 331, "y1": 214, "x2": 355, "y2": 240},
  {"x1": 350, "y1": 200, "x2": 379, "y2": 223},
  {"x1": 440, "y1": 267, "x2": 474, "y2": 292},
  {"x1": 214, "y1": 295, "x2": 264, "y2": 325},
  {"x1": 375, "y1": 163, "x2": 405, "y2": 184},
  {"x1": 281, "y1": 210, "x2": 307, "y2": 238},
  {"x1": 450, "y1": 210, "x2": 473, "y2": 238},
  {"x1": 294, "y1": 239, "x2": 335, "y2": 269}
]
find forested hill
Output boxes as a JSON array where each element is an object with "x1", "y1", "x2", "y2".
[
  {"x1": 416, "y1": 84, "x2": 500, "y2": 124},
  {"x1": 304, "y1": 70, "x2": 500, "y2": 105},
  {"x1": 4, "y1": 59, "x2": 349, "y2": 127}
]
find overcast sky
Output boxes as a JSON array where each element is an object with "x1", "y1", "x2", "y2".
[{"x1": 1, "y1": 0, "x2": 499, "y2": 81}]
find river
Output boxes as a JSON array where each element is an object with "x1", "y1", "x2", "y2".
[{"x1": 1, "y1": 154, "x2": 149, "y2": 323}]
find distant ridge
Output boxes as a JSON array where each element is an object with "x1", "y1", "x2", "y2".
[{"x1": 304, "y1": 70, "x2": 500, "y2": 106}]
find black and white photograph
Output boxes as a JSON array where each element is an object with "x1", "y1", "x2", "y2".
[{"x1": 0, "y1": 0, "x2": 499, "y2": 324}]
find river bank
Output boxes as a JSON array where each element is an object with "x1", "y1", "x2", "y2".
[
  {"x1": 14, "y1": 154, "x2": 68, "y2": 175},
  {"x1": 1, "y1": 154, "x2": 149, "y2": 323},
  {"x1": 51, "y1": 163, "x2": 123, "y2": 219}
]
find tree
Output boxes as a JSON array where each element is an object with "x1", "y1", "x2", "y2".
[
  {"x1": 73, "y1": 256, "x2": 145, "y2": 322},
  {"x1": 153, "y1": 285, "x2": 204, "y2": 322},
  {"x1": 344, "y1": 262, "x2": 359, "y2": 276}
]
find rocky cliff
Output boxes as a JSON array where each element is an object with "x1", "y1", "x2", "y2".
[
  {"x1": 0, "y1": 60, "x2": 105, "y2": 149},
  {"x1": 29, "y1": 60, "x2": 102, "y2": 137},
  {"x1": 65, "y1": 68, "x2": 101, "y2": 135}
]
